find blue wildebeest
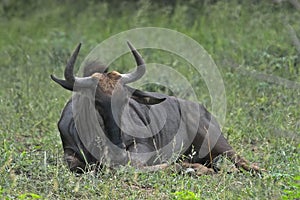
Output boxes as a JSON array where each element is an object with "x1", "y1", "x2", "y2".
[{"x1": 51, "y1": 42, "x2": 262, "y2": 174}]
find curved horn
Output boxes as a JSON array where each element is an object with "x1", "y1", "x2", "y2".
[
  {"x1": 120, "y1": 41, "x2": 146, "y2": 84},
  {"x1": 50, "y1": 75, "x2": 73, "y2": 90},
  {"x1": 64, "y1": 43, "x2": 82, "y2": 83},
  {"x1": 51, "y1": 43, "x2": 98, "y2": 90}
]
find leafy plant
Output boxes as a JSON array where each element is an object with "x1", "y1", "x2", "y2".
[
  {"x1": 172, "y1": 190, "x2": 198, "y2": 200},
  {"x1": 282, "y1": 175, "x2": 300, "y2": 200}
]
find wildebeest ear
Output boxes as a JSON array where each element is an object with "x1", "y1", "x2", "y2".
[{"x1": 129, "y1": 88, "x2": 166, "y2": 105}]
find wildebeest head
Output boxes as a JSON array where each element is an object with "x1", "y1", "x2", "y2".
[{"x1": 51, "y1": 42, "x2": 165, "y2": 106}]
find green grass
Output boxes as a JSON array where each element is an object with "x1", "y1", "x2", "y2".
[{"x1": 0, "y1": 0, "x2": 299, "y2": 199}]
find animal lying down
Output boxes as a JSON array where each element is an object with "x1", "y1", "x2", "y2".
[{"x1": 51, "y1": 42, "x2": 263, "y2": 175}]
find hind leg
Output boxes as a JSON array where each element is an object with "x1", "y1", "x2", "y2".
[
  {"x1": 223, "y1": 150, "x2": 264, "y2": 173},
  {"x1": 181, "y1": 162, "x2": 216, "y2": 175}
]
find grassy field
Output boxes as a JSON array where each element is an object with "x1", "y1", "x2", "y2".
[{"x1": 0, "y1": 0, "x2": 299, "y2": 199}]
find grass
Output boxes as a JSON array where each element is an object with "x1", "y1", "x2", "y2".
[{"x1": 0, "y1": 0, "x2": 299, "y2": 199}]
